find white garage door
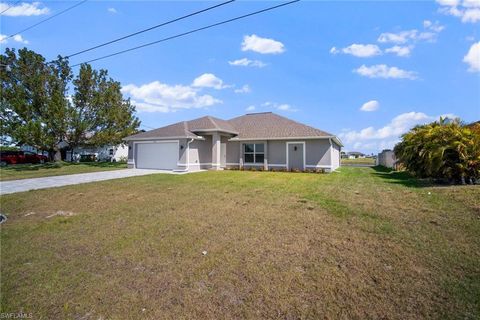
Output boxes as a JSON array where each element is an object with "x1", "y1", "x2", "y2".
[{"x1": 135, "y1": 142, "x2": 178, "y2": 170}]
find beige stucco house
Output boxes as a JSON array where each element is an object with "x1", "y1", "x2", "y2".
[{"x1": 124, "y1": 112, "x2": 343, "y2": 172}]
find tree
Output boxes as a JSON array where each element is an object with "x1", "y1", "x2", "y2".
[
  {"x1": 1, "y1": 48, "x2": 140, "y2": 161},
  {"x1": 1, "y1": 48, "x2": 72, "y2": 160},
  {"x1": 394, "y1": 118, "x2": 480, "y2": 184},
  {"x1": 69, "y1": 65, "x2": 139, "y2": 158}
]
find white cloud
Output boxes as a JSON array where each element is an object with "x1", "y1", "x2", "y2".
[
  {"x1": 354, "y1": 64, "x2": 418, "y2": 80},
  {"x1": 437, "y1": 0, "x2": 480, "y2": 23},
  {"x1": 360, "y1": 100, "x2": 380, "y2": 112},
  {"x1": 241, "y1": 34, "x2": 285, "y2": 54},
  {"x1": 234, "y1": 85, "x2": 251, "y2": 94},
  {"x1": 339, "y1": 111, "x2": 456, "y2": 152},
  {"x1": 192, "y1": 73, "x2": 228, "y2": 89},
  {"x1": 228, "y1": 58, "x2": 267, "y2": 68},
  {"x1": 463, "y1": 41, "x2": 480, "y2": 72},
  {"x1": 121, "y1": 80, "x2": 222, "y2": 113},
  {"x1": 262, "y1": 101, "x2": 297, "y2": 112},
  {"x1": 107, "y1": 7, "x2": 117, "y2": 14},
  {"x1": 0, "y1": 33, "x2": 29, "y2": 44},
  {"x1": 385, "y1": 45, "x2": 413, "y2": 57},
  {"x1": 378, "y1": 30, "x2": 417, "y2": 44},
  {"x1": 377, "y1": 21, "x2": 444, "y2": 48},
  {"x1": 0, "y1": 2, "x2": 49, "y2": 16},
  {"x1": 246, "y1": 105, "x2": 256, "y2": 111},
  {"x1": 330, "y1": 44, "x2": 382, "y2": 57}
]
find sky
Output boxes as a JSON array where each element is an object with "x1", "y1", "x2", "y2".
[{"x1": 1, "y1": 0, "x2": 479, "y2": 153}]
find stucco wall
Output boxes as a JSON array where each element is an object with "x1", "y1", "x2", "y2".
[
  {"x1": 188, "y1": 136, "x2": 212, "y2": 166},
  {"x1": 331, "y1": 142, "x2": 341, "y2": 170},
  {"x1": 268, "y1": 140, "x2": 287, "y2": 165},
  {"x1": 226, "y1": 141, "x2": 240, "y2": 164},
  {"x1": 305, "y1": 139, "x2": 331, "y2": 167}
]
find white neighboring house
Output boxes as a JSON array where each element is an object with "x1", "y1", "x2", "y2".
[{"x1": 65, "y1": 145, "x2": 128, "y2": 162}]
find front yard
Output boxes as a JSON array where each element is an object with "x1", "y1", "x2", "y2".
[
  {"x1": 0, "y1": 167, "x2": 479, "y2": 319},
  {"x1": 0, "y1": 161, "x2": 127, "y2": 181}
]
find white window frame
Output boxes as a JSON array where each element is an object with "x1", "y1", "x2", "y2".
[{"x1": 243, "y1": 142, "x2": 265, "y2": 164}]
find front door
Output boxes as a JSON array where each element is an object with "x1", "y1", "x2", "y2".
[{"x1": 287, "y1": 143, "x2": 304, "y2": 170}]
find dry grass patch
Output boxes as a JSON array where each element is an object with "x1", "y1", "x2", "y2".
[{"x1": 1, "y1": 167, "x2": 479, "y2": 319}]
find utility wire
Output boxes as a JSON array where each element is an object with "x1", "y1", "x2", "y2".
[
  {"x1": 1, "y1": 0, "x2": 22, "y2": 15},
  {"x1": 71, "y1": 0, "x2": 299, "y2": 67},
  {"x1": 66, "y1": 0, "x2": 235, "y2": 59},
  {"x1": 6, "y1": 0, "x2": 88, "y2": 40}
]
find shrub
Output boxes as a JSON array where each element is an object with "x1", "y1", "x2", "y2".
[{"x1": 394, "y1": 118, "x2": 480, "y2": 184}]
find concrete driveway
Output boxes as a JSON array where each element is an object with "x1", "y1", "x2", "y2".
[{"x1": 0, "y1": 169, "x2": 182, "y2": 195}]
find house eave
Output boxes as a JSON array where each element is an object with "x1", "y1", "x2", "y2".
[
  {"x1": 123, "y1": 135, "x2": 204, "y2": 141},
  {"x1": 228, "y1": 136, "x2": 344, "y2": 146}
]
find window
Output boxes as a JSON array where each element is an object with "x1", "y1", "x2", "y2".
[
  {"x1": 244, "y1": 143, "x2": 265, "y2": 164},
  {"x1": 109, "y1": 149, "x2": 114, "y2": 155}
]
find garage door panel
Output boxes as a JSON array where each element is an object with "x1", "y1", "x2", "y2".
[{"x1": 136, "y1": 142, "x2": 178, "y2": 170}]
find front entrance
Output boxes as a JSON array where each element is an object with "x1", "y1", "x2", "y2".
[{"x1": 287, "y1": 142, "x2": 305, "y2": 171}]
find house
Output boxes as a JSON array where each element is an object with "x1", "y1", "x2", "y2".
[
  {"x1": 377, "y1": 149, "x2": 396, "y2": 168},
  {"x1": 347, "y1": 151, "x2": 365, "y2": 159},
  {"x1": 124, "y1": 112, "x2": 343, "y2": 172},
  {"x1": 64, "y1": 144, "x2": 128, "y2": 162}
]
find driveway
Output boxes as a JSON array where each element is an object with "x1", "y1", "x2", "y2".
[{"x1": 0, "y1": 169, "x2": 183, "y2": 195}]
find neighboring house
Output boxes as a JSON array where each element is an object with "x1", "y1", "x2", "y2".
[
  {"x1": 347, "y1": 151, "x2": 365, "y2": 159},
  {"x1": 124, "y1": 112, "x2": 343, "y2": 172},
  {"x1": 377, "y1": 149, "x2": 396, "y2": 168},
  {"x1": 65, "y1": 145, "x2": 128, "y2": 162}
]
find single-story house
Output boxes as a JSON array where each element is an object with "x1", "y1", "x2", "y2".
[
  {"x1": 64, "y1": 144, "x2": 128, "y2": 162},
  {"x1": 347, "y1": 151, "x2": 365, "y2": 159},
  {"x1": 124, "y1": 112, "x2": 343, "y2": 172}
]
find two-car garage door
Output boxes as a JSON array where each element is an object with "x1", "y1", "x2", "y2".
[{"x1": 135, "y1": 142, "x2": 178, "y2": 170}]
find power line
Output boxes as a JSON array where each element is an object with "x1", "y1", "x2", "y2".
[
  {"x1": 6, "y1": 0, "x2": 88, "y2": 40},
  {"x1": 1, "y1": 0, "x2": 22, "y2": 15},
  {"x1": 66, "y1": 0, "x2": 235, "y2": 59},
  {"x1": 71, "y1": 0, "x2": 300, "y2": 67}
]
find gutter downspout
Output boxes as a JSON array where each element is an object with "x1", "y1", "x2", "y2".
[{"x1": 175, "y1": 138, "x2": 195, "y2": 172}]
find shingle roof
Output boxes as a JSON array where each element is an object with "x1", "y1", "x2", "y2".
[
  {"x1": 125, "y1": 112, "x2": 340, "y2": 145},
  {"x1": 124, "y1": 121, "x2": 198, "y2": 140},
  {"x1": 227, "y1": 112, "x2": 333, "y2": 139},
  {"x1": 187, "y1": 116, "x2": 238, "y2": 134}
]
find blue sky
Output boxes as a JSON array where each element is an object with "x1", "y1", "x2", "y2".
[{"x1": 1, "y1": 0, "x2": 479, "y2": 153}]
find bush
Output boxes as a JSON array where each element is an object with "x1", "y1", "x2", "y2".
[{"x1": 394, "y1": 118, "x2": 480, "y2": 184}]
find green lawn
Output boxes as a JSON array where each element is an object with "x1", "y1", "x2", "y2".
[
  {"x1": 1, "y1": 167, "x2": 479, "y2": 319},
  {"x1": 0, "y1": 161, "x2": 127, "y2": 181},
  {"x1": 341, "y1": 157, "x2": 376, "y2": 165}
]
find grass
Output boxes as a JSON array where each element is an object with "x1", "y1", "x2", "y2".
[
  {"x1": 341, "y1": 157, "x2": 376, "y2": 165},
  {"x1": 1, "y1": 167, "x2": 479, "y2": 319},
  {"x1": 0, "y1": 161, "x2": 127, "y2": 181}
]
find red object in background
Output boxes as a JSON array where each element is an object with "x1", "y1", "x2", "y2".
[{"x1": 0, "y1": 150, "x2": 48, "y2": 165}]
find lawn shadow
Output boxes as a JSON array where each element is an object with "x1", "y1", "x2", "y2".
[
  {"x1": 371, "y1": 166, "x2": 432, "y2": 188},
  {"x1": 2, "y1": 161, "x2": 126, "y2": 172}
]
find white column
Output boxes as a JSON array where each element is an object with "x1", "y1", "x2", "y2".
[{"x1": 211, "y1": 133, "x2": 221, "y2": 170}]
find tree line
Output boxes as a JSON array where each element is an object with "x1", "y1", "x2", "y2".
[
  {"x1": 0, "y1": 48, "x2": 140, "y2": 161},
  {"x1": 394, "y1": 118, "x2": 480, "y2": 184}
]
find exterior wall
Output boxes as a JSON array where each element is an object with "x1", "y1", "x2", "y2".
[
  {"x1": 225, "y1": 139, "x2": 335, "y2": 171},
  {"x1": 330, "y1": 142, "x2": 341, "y2": 171},
  {"x1": 225, "y1": 141, "x2": 240, "y2": 166},
  {"x1": 268, "y1": 140, "x2": 287, "y2": 166},
  {"x1": 305, "y1": 139, "x2": 332, "y2": 168},
  {"x1": 188, "y1": 136, "x2": 212, "y2": 170},
  {"x1": 377, "y1": 150, "x2": 396, "y2": 168},
  {"x1": 127, "y1": 142, "x2": 134, "y2": 168}
]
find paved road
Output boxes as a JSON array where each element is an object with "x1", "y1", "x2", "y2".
[{"x1": 0, "y1": 169, "x2": 180, "y2": 195}]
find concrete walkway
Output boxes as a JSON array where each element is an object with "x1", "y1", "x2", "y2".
[{"x1": 0, "y1": 169, "x2": 182, "y2": 195}]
